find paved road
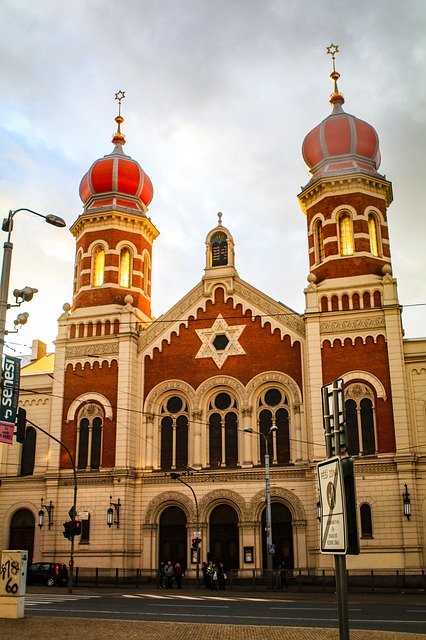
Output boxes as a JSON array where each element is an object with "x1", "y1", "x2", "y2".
[{"x1": 20, "y1": 587, "x2": 426, "y2": 635}]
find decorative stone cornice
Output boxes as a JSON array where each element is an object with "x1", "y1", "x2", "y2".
[
  {"x1": 320, "y1": 314, "x2": 385, "y2": 335},
  {"x1": 65, "y1": 342, "x2": 120, "y2": 358}
]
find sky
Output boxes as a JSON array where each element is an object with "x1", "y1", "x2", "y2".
[{"x1": 0, "y1": 0, "x2": 425, "y2": 358}]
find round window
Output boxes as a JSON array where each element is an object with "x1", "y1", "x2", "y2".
[
  {"x1": 264, "y1": 389, "x2": 282, "y2": 406},
  {"x1": 166, "y1": 396, "x2": 183, "y2": 413}
]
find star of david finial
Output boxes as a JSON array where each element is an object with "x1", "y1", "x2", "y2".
[
  {"x1": 326, "y1": 44, "x2": 339, "y2": 59},
  {"x1": 326, "y1": 44, "x2": 343, "y2": 105},
  {"x1": 115, "y1": 90, "x2": 126, "y2": 116}
]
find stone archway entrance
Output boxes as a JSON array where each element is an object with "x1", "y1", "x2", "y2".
[
  {"x1": 209, "y1": 504, "x2": 239, "y2": 570},
  {"x1": 9, "y1": 509, "x2": 35, "y2": 565},
  {"x1": 159, "y1": 506, "x2": 187, "y2": 570},
  {"x1": 261, "y1": 502, "x2": 293, "y2": 570}
]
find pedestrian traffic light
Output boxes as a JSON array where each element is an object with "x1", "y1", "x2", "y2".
[
  {"x1": 15, "y1": 407, "x2": 27, "y2": 444},
  {"x1": 63, "y1": 521, "x2": 73, "y2": 540},
  {"x1": 73, "y1": 520, "x2": 82, "y2": 536}
]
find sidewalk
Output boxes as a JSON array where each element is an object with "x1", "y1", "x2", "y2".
[{"x1": 0, "y1": 617, "x2": 421, "y2": 640}]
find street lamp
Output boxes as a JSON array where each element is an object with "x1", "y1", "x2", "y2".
[
  {"x1": 170, "y1": 472, "x2": 200, "y2": 589},
  {"x1": 0, "y1": 208, "x2": 66, "y2": 368},
  {"x1": 244, "y1": 425, "x2": 278, "y2": 589}
]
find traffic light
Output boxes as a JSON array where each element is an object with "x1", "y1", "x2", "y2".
[
  {"x1": 63, "y1": 520, "x2": 81, "y2": 539},
  {"x1": 15, "y1": 408, "x2": 27, "y2": 444},
  {"x1": 63, "y1": 521, "x2": 73, "y2": 540},
  {"x1": 191, "y1": 537, "x2": 202, "y2": 550}
]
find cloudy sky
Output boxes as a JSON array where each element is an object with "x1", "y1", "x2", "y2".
[{"x1": 1, "y1": 0, "x2": 425, "y2": 357}]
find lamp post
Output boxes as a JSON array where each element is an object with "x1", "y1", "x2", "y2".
[
  {"x1": 244, "y1": 425, "x2": 277, "y2": 589},
  {"x1": 0, "y1": 208, "x2": 66, "y2": 368},
  {"x1": 170, "y1": 472, "x2": 200, "y2": 588}
]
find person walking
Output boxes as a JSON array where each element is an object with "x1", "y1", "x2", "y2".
[
  {"x1": 217, "y1": 562, "x2": 226, "y2": 590},
  {"x1": 174, "y1": 562, "x2": 184, "y2": 589},
  {"x1": 164, "y1": 560, "x2": 174, "y2": 589},
  {"x1": 158, "y1": 561, "x2": 166, "y2": 588}
]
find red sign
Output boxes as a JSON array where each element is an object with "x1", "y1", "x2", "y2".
[{"x1": 0, "y1": 421, "x2": 15, "y2": 444}]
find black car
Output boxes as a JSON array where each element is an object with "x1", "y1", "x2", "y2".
[{"x1": 27, "y1": 562, "x2": 69, "y2": 587}]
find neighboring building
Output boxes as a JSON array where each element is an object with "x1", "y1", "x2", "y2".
[{"x1": 1, "y1": 58, "x2": 425, "y2": 577}]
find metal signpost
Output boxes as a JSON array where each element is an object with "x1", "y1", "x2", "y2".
[{"x1": 319, "y1": 379, "x2": 353, "y2": 640}]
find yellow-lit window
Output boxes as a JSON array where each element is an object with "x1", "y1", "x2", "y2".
[
  {"x1": 368, "y1": 214, "x2": 380, "y2": 257},
  {"x1": 314, "y1": 220, "x2": 324, "y2": 264},
  {"x1": 143, "y1": 254, "x2": 150, "y2": 294},
  {"x1": 93, "y1": 246, "x2": 105, "y2": 287},
  {"x1": 119, "y1": 247, "x2": 131, "y2": 288},
  {"x1": 339, "y1": 213, "x2": 354, "y2": 256}
]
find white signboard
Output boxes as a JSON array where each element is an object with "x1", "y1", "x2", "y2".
[{"x1": 317, "y1": 457, "x2": 347, "y2": 554}]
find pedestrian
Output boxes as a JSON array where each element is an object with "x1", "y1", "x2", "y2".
[
  {"x1": 158, "y1": 561, "x2": 165, "y2": 588},
  {"x1": 201, "y1": 561, "x2": 208, "y2": 589},
  {"x1": 211, "y1": 563, "x2": 218, "y2": 591},
  {"x1": 164, "y1": 560, "x2": 174, "y2": 589},
  {"x1": 205, "y1": 560, "x2": 214, "y2": 590},
  {"x1": 174, "y1": 562, "x2": 184, "y2": 589},
  {"x1": 217, "y1": 562, "x2": 226, "y2": 590}
]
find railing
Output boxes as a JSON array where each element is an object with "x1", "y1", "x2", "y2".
[{"x1": 72, "y1": 566, "x2": 425, "y2": 593}]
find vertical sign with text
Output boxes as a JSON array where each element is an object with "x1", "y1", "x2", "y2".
[{"x1": 0, "y1": 355, "x2": 21, "y2": 444}]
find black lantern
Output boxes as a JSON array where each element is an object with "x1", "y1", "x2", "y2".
[
  {"x1": 107, "y1": 496, "x2": 121, "y2": 528},
  {"x1": 403, "y1": 484, "x2": 411, "y2": 520},
  {"x1": 38, "y1": 498, "x2": 54, "y2": 529}
]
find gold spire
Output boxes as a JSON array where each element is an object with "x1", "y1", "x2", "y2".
[
  {"x1": 112, "y1": 90, "x2": 126, "y2": 145},
  {"x1": 326, "y1": 44, "x2": 344, "y2": 106}
]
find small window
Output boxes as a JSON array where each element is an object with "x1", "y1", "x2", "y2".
[
  {"x1": 119, "y1": 247, "x2": 131, "y2": 288},
  {"x1": 360, "y1": 503, "x2": 373, "y2": 538},
  {"x1": 93, "y1": 246, "x2": 105, "y2": 287},
  {"x1": 20, "y1": 427, "x2": 36, "y2": 476},
  {"x1": 80, "y1": 515, "x2": 90, "y2": 544},
  {"x1": 338, "y1": 212, "x2": 354, "y2": 256}
]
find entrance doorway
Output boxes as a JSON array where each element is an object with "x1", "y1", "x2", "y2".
[
  {"x1": 9, "y1": 509, "x2": 35, "y2": 565},
  {"x1": 209, "y1": 504, "x2": 239, "y2": 569},
  {"x1": 261, "y1": 502, "x2": 293, "y2": 570},
  {"x1": 159, "y1": 506, "x2": 187, "y2": 569}
]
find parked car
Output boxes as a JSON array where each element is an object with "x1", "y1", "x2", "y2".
[{"x1": 27, "y1": 562, "x2": 69, "y2": 587}]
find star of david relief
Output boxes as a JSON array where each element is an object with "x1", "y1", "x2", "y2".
[{"x1": 195, "y1": 314, "x2": 246, "y2": 368}]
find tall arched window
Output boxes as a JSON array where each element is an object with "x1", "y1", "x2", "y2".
[
  {"x1": 338, "y1": 212, "x2": 354, "y2": 256},
  {"x1": 119, "y1": 247, "x2": 131, "y2": 288},
  {"x1": 257, "y1": 388, "x2": 290, "y2": 466},
  {"x1": 20, "y1": 426, "x2": 36, "y2": 476},
  {"x1": 74, "y1": 251, "x2": 82, "y2": 294},
  {"x1": 77, "y1": 404, "x2": 104, "y2": 469},
  {"x1": 208, "y1": 392, "x2": 238, "y2": 468},
  {"x1": 143, "y1": 253, "x2": 150, "y2": 294},
  {"x1": 345, "y1": 384, "x2": 376, "y2": 456},
  {"x1": 160, "y1": 396, "x2": 188, "y2": 470},
  {"x1": 314, "y1": 219, "x2": 324, "y2": 264},
  {"x1": 368, "y1": 213, "x2": 380, "y2": 257},
  {"x1": 93, "y1": 245, "x2": 105, "y2": 287},
  {"x1": 360, "y1": 503, "x2": 373, "y2": 538}
]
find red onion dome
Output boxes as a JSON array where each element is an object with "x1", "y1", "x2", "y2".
[
  {"x1": 79, "y1": 113, "x2": 153, "y2": 212},
  {"x1": 302, "y1": 69, "x2": 381, "y2": 182}
]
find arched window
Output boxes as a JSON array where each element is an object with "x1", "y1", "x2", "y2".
[
  {"x1": 257, "y1": 388, "x2": 290, "y2": 466},
  {"x1": 119, "y1": 247, "x2": 132, "y2": 288},
  {"x1": 20, "y1": 426, "x2": 36, "y2": 476},
  {"x1": 338, "y1": 212, "x2": 354, "y2": 256},
  {"x1": 345, "y1": 384, "x2": 376, "y2": 456},
  {"x1": 77, "y1": 404, "x2": 104, "y2": 469},
  {"x1": 314, "y1": 219, "x2": 324, "y2": 264},
  {"x1": 74, "y1": 251, "x2": 82, "y2": 294},
  {"x1": 93, "y1": 245, "x2": 105, "y2": 287},
  {"x1": 160, "y1": 396, "x2": 188, "y2": 470},
  {"x1": 210, "y1": 231, "x2": 228, "y2": 267},
  {"x1": 360, "y1": 503, "x2": 373, "y2": 538},
  {"x1": 368, "y1": 213, "x2": 380, "y2": 257},
  {"x1": 143, "y1": 253, "x2": 150, "y2": 294},
  {"x1": 208, "y1": 392, "x2": 238, "y2": 468}
]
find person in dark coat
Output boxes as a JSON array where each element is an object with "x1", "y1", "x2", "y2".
[
  {"x1": 164, "y1": 560, "x2": 174, "y2": 589},
  {"x1": 174, "y1": 562, "x2": 184, "y2": 589}
]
